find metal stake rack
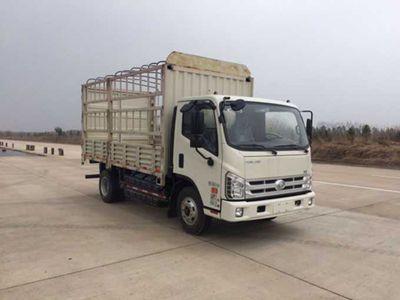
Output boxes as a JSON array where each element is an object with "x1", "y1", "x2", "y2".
[{"x1": 82, "y1": 61, "x2": 165, "y2": 183}]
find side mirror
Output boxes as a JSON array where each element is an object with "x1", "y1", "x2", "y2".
[
  {"x1": 190, "y1": 110, "x2": 205, "y2": 148},
  {"x1": 190, "y1": 135, "x2": 203, "y2": 148},
  {"x1": 306, "y1": 118, "x2": 313, "y2": 144},
  {"x1": 302, "y1": 110, "x2": 313, "y2": 146}
]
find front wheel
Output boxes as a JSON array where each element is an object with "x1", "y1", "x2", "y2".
[{"x1": 177, "y1": 187, "x2": 210, "y2": 235}]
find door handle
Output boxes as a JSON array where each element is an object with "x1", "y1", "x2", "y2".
[{"x1": 178, "y1": 153, "x2": 184, "y2": 168}]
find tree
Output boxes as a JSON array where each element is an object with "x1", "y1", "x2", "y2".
[
  {"x1": 361, "y1": 124, "x2": 371, "y2": 140},
  {"x1": 347, "y1": 126, "x2": 356, "y2": 143},
  {"x1": 319, "y1": 125, "x2": 330, "y2": 141},
  {"x1": 54, "y1": 127, "x2": 63, "y2": 136}
]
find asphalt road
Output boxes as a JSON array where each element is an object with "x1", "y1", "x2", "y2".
[{"x1": 1, "y1": 141, "x2": 399, "y2": 299}]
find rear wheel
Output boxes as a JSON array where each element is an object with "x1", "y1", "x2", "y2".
[
  {"x1": 99, "y1": 169, "x2": 122, "y2": 203},
  {"x1": 177, "y1": 187, "x2": 210, "y2": 235}
]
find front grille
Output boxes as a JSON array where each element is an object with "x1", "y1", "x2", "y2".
[{"x1": 246, "y1": 175, "x2": 310, "y2": 200}]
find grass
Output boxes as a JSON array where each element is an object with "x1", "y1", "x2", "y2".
[{"x1": 312, "y1": 139, "x2": 400, "y2": 169}]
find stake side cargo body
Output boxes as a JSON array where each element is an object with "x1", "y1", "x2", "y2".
[
  {"x1": 82, "y1": 52, "x2": 315, "y2": 234},
  {"x1": 82, "y1": 52, "x2": 253, "y2": 185}
]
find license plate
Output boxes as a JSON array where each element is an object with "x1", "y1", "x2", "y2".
[{"x1": 269, "y1": 201, "x2": 293, "y2": 214}]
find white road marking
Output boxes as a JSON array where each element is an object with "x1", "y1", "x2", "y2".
[
  {"x1": 371, "y1": 175, "x2": 400, "y2": 179},
  {"x1": 314, "y1": 181, "x2": 400, "y2": 194}
]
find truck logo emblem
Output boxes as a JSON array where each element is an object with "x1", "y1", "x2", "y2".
[{"x1": 275, "y1": 179, "x2": 286, "y2": 191}]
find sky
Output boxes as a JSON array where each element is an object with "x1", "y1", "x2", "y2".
[{"x1": 0, "y1": 0, "x2": 399, "y2": 131}]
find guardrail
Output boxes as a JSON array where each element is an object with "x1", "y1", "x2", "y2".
[{"x1": 0, "y1": 141, "x2": 65, "y2": 157}]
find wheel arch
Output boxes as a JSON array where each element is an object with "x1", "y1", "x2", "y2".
[{"x1": 167, "y1": 174, "x2": 201, "y2": 218}]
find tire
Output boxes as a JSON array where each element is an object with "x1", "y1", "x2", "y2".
[
  {"x1": 177, "y1": 187, "x2": 210, "y2": 235},
  {"x1": 99, "y1": 169, "x2": 122, "y2": 203}
]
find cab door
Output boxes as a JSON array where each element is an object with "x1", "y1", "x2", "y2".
[{"x1": 173, "y1": 100, "x2": 222, "y2": 212}]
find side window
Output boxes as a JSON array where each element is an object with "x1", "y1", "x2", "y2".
[
  {"x1": 182, "y1": 110, "x2": 192, "y2": 139},
  {"x1": 181, "y1": 105, "x2": 218, "y2": 156}
]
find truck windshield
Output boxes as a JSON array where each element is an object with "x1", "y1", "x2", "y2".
[{"x1": 222, "y1": 102, "x2": 309, "y2": 151}]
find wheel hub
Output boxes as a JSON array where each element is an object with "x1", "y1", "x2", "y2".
[
  {"x1": 100, "y1": 176, "x2": 110, "y2": 196},
  {"x1": 181, "y1": 196, "x2": 198, "y2": 226}
]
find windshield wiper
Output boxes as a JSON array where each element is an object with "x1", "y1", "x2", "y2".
[
  {"x1": 274, "y1": 144, "x2": 309, "y2": 153},
  {"x1": 237, "y1": 144, "x2": 278, "y2": 155}
]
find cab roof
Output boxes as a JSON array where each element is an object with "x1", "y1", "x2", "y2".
[{"x1": 178, "y1": 95, "x2": 300, "y2": 109}]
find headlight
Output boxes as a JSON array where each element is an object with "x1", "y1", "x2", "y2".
[
  {"x1": 302, "y1": 175, "x2": 312, "y2": 190},
  {"x1": 226, "y1": 172, "x2": 245, "y2": 200}
]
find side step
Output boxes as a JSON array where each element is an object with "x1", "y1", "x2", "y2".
[{"x1": 85, "y1": 174, "x2": 100, "y2": 179}]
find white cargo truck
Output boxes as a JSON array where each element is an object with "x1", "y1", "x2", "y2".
[{"x1": 82, "y1": 51, "x2": 315, "y2": 234}]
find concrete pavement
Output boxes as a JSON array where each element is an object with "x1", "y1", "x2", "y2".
[{"x1": 0, "y1": 141, "x2": 399, "y2": 299}]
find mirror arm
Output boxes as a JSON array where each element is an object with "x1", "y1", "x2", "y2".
[
  {"x1": 195, "y1": 148, "x2": 214, "y2": 166},
  {"x1": 302, "y1": 110, "x2": 313, "y2": 122}
]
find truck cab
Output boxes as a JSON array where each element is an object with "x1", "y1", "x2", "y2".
[{"x1": 172, "y1": 95, "x2": 315, "y2": 233}]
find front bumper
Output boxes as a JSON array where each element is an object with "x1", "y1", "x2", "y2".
[{"x1": 220, "y1": 191, "x2": 315, "y2": 222}]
